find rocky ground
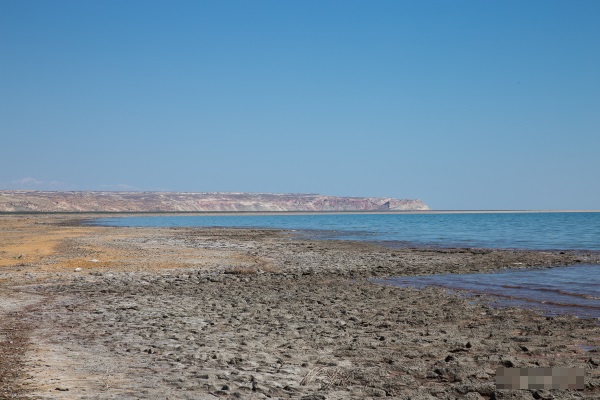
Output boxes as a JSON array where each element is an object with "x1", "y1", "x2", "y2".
[{"x1": 0, "y1": 215, "x2": 599, "y2": 399}]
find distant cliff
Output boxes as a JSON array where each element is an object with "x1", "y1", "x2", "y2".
[{"x1": 0, "y1": 191, "x2": 429, "y2": 212}]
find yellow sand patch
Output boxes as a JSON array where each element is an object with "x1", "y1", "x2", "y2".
[{"x1": 0, "y1": 217, "x2": 93, "y2": 267}]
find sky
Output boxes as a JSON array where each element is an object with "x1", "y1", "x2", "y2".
[{"x1": 1, "y1": 1, "x2": 599, "y2": 210}]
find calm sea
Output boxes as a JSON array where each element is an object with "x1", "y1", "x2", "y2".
[
  {"x1": 94, "y1": 212, "x2": 600, "y2": 250},
  {"x1": 93, "y1": 212, "x2": 600, "y2": 319}
]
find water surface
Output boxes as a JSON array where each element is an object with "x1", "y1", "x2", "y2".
[
  {"x1": 94, "y1": 212, "x2": 600, "y2": 250},
  {"x1": 379, "y1": 264, "x2": 600, "y2": 319}
]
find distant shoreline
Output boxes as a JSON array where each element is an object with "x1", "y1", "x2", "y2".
[
  {"x1": 2, "y1": 209, "x2": 599, "y2": 217},
  {"x1": 0, "y1": 190, "x2": 429, "y2": 213}
]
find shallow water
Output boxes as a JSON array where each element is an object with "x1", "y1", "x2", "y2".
[
  {"x1": 94, "y1": 213, "x2": 600, "y2": 318},
  {"x1": 379, "y1": 264, "x2": 600, "y2": 319},
  {"x1": 94, "y1": 212, "x2": 600, "y2": 250}
]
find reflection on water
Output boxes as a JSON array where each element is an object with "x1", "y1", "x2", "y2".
[{"x1": 380, "y1": 264, "x2": 600, "y2": 319}]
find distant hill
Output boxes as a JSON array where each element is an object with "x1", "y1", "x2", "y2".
[{"x1": 0, "y1": 191, "x2": 429, "y2": 212}]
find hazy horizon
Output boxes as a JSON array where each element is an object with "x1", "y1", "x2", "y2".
[{"x1": 2, "y1": 1, "x2": 599, "y2": 210}]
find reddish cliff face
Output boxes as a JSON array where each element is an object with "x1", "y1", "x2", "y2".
[{"x1": 0, "y1": 191, "x2": 429, "y2": 212}]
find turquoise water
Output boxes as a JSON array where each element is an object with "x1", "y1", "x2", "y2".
[
  {"x1": 380, "y1": 264, "x2": 600, "y2": 319},
  {"x1": 93, "y1": 212, "x2": 600, "y2": 250}
]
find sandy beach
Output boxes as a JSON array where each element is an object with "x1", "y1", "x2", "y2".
[{"x1": 1, "y1": 214, "x2": 599, "y2": 399}]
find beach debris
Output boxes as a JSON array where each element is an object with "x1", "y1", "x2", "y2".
[
  {"x1": 74, "y1": 268, "x2": 82, "y2": 272},
  {"x1": 90, "y1": 259, "x2": 99, "y2": 263}
]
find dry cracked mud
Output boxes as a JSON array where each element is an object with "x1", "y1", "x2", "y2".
[{"x1": 1, "y1": 214, "x2": 599, "y2": 399}]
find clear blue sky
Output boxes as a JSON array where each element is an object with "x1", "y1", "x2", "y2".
[{"x1": 1, "y1": 1, "x2": 598, "y2": 210}]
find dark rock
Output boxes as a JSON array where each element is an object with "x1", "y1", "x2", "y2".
[{"x1": 301, "y1": 395, "x2": 326, "y2": 400}]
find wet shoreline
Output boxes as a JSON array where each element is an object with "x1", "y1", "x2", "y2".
[{"x1": 377, "y1": 264, "x2": 600, "y2": 320}]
